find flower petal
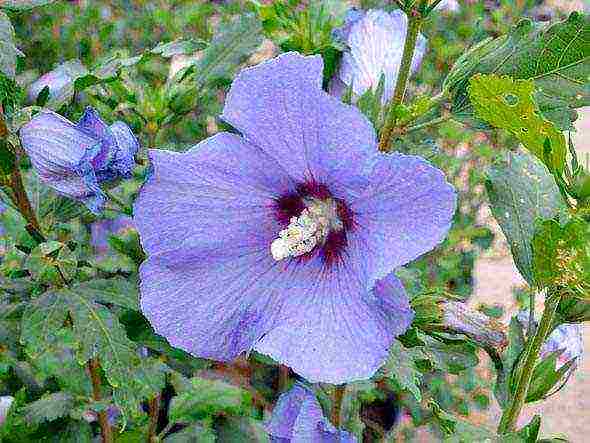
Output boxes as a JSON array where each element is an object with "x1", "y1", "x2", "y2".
[
  {"x1": 76, "y1": 107, "x2": 116, "y2": 170},
  {"x1": 221, "y1": 52, "x2": 377, "y2": 183},
  {"x1": 255, "y1": 267, "x2": 413, "y2": 384},
  {"x1": 109, "y1": 121, "x2": 140, "y2": 177},
  {"x1": 133, "y1": 132, "x2": 294, "y2": 256},
  {"x1": 345, "y1": 153, "x2": 456, "y2": 284}
]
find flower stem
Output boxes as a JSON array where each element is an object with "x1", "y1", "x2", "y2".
[
  {"x1": 331, "y1": 385, "x2": 346, "y2": 428},
  {"x1": 378, "y1": 5, "x2": 425, "y2": 152},
  {"x1": 88, "y1": 357, "x2": 113, "y2": 443},
  {"x1": 497, "y1": 292, "x2": 561, "y2": 435}
]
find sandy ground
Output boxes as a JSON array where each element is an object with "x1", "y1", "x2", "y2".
[{"x1": 465, "y1": 108, "x2": 590, "y2": 441}]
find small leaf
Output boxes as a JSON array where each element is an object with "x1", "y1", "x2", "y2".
[
  {"x1": 168, "y1": 376, "x2": 251, "y2": 423},
  {"x1": 495, "y1": 317, "x2": 526, "y2": 409},
  {"x1": 191, "y1": 14, "x2": 263, "y2": 89},
  {"x1": 421, "y1": 335, "x2": 479, "y2": 374},
  {"x1": 151, "y1": 39, "x2": 207, "y2": 58},
  {"x1": 381, "y1": 340, "x2": 423, "y2": 402},
  {"x1": 469, "y1": 74, "x2": 566, "y2": 172},
  {"x1": 525, "y1": 351, "x2": 575, "y2": 403},
  {"x1": 486, "y1": 150, "x2": 567, "y2": 285},
  {"x1": 23, "y1": 392, "x2": 75, "y2": 425}
]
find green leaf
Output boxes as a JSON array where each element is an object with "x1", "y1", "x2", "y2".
[
  {"x1": 164, "y1": 421, "x2": 216, "y2": 443},
  {"x1": 214, "y1": 416, "x2": 269, "y2": 443},
  {"x1": 495, "y1": 317, "x2": 525, "y2": 409},
  {"x1": 532, "y1": 217, "x2": 590, "y2": 296},
  {"x1": 23, "y1": 392, "x2": 75, "y2": 425},
  {"x1": 151, "y1": 39, "x2": 207, "y2": 58},
  {"x1": 32, "y1": 60, "x2": 89, "y2": 110},
  {"x1": 0, "y1": 138, "x2": 16, "y2": 176},
  {"x1": 486, "y1": 150, "x2": 568, "y2": 285},
  {"x1": 381, "y1": 340, "x2": 423, "y2": 402},
  {"x1": 191, "y1": 14, "x2": 263, "y2": 89},
  {"x1": 72, "y1": 278, "x2": 139, "y2": 311},
  {"x1": 446, "y1": 13, "x2": 590, "y2": 130},
  {"x1": 421, "y1": 335, "x2": 479, "y2": 374},
  {"x1": 25, "y1": 241, "x2": 77, "y2": 284},
  {"x1": 525, "y1": 351, "x2": 575, "y2": 402},
  {"x1": 168, "y1": 376, "x2": 251, "y2": 423},
  {"x1": 2, "y1": 0, "x2": 57, "y2": 10},
  {"x1": 469, "y1": 74, "x2": 566, "y2": 172},
  {"x1": 20, "y1": 290, "x2": 69, "y2": 361},
  {"x1": 514, "y1": 415, "x2": 541, "y2": 443},
  {"x1": 0, "y1": 11, "x2": 20, "y2": 79}
]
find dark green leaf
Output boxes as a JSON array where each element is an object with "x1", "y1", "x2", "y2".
[
  {"x1": 23, "y1": 392, "x2": 75, "y2": 425},
  {"x1": 214, "y1": 416, "x2": 269, "y2": 443},
  {"x1": 446, "y1": 13, "x2": 590, "y2": 130},
  {"x1": 525, "y1": 351, "x2": 575, "y2": 402},
  {"x1": 0, "y1": 139, "x2": 16, "y2": 176},
  {"x1": 486, "y1": 151, "x2": 568, "y2": 285},
  {"x1": 164, "y1": 421, "x2": 216, "y2": 443},
  {"x1": 73, "y1": 278, "x2": 139, "y2": 311},
  {"x1": 495, "y1": 317, "x2": 525, "y2": 409},
  {"x1": 168, "y1": 376, "x2": 251, "y2": 423}
]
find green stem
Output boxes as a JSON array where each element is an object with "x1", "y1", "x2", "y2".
[
  {"x1": 497, "y1": 292, "x2": 561, "y2": 434},
  {"x1": 406, "y1": 115, "x2": 451, "y2": 134},
  {"x1": 378, "y1": 6, "x2": 424, "y2": 152}
]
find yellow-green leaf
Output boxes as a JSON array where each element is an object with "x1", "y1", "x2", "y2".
[{"x1": 469, "y1": 74, "x2": 566, "y2": 172}]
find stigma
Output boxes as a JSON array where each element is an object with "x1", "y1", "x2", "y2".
[{"x1": 271, "y1": 198, "x2": 343, "y2": 261}]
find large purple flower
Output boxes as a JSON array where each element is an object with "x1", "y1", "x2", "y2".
[
  {"x1": 266, "y1": 384, "x2": 356, "y2": 442},
  {"x1": 20, "y1": 107, "x2": 139, "y2": 214},
  {"x1": 331, "y1": 9, "x2": 427, "y2": 104},
  {"x1": 134, "y1": 53, "x2": 455, "y2": 383}
]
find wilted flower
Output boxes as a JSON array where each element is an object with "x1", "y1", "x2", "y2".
[
  {"x1": 134, "y1": 53, "x2": 455, "y2": 383},
  {"x1": 27, "y1": 60, "x2": 88, "y2": 108},
  {"x1": 0, "y1": 396, "x2": 14, "y2": 426},
  {"x1": 20, "y1": 107, "x2": 139, "y2": 214},
  {"x1": 266, "y1": 384, "x2": 356, "y2": 442},
  {"x1": 331, "y1": 9, "x2": 427, "y2": 104}
]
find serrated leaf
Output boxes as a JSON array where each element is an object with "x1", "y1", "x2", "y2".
[
  {"x1": 486, "y1": 150, "x2": 568, "y2": 285},
  {"x1": 469, "y1": 74, "x2": 567, "y2": 172},
  {"x1": 381, "y1": 340, "x2": 423, "y2": 402},
  {"x1": 191, "y1": 14, "x2": 263, "y2": 89},
  {"x1": 168, "y1": 376, "x2": 251, "y2": 423},
  {"x1": 0, "y1": 11, "x2": 20, "y2": 79},
  {"x1": 2, "y1": 0, "x2": 57, "y2": 10},
  {"x1": 23, "y1": 392, "x2": 74, "y2": 425},
  {"x1": 20, "y1": 290, "x2": 69, "y2": 360},
  {"x1": 446, "y1": 13, "x2": 590, "y2": 130},
  {"x1": 72, "y1": 278, "x2": 139, "y2": 311},
  {"x1": 532, "y1": 217, "x2": 590, "y2": 296}
]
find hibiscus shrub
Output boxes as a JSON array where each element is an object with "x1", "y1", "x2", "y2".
[{"x1": 0, "y1": 0, "x2": 589, "y2": 441}]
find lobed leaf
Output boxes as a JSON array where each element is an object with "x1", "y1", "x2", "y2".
[{"x1": 23, "y1": 392, "x2": 75, "y2": 425}]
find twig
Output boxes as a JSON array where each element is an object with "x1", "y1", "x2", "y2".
[
  {"x1": 147, "y1": 395, "x2": 160, "y2": 442},
  {"x1": 88, "y1": 358, "x2": 114, "y2": 443},
  {"x1": 331, "y1": 385, "x2": 346, "y2": 428}
]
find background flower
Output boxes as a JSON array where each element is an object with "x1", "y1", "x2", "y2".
[
  {"x1": 265, "y1": 384, "x2": 356, "y2": 442},
  {"x1": 135, "y1": 52, "x2": 455, "y2": 384},
  {"x1": 19, "y1": 107, "x2": 139, "y2": 214},
  {"x1": 331, "y1": 9, "x2": 427, "y2": 103}
]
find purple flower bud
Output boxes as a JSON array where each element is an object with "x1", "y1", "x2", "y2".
[
  {"x1": 19, "y1": 107, "x2": 140, "y2": 214},
  {"x1": 27, "y1": 60, "x2": 88, "y2": 109},
  {"x1": 134, "y1": 53, "x2": 455, "y2": 383},
  {"x1": 266, "y1": 384, "x2": 356, "y2": 442},
  {"x1": 331, "y1": 9, "x2": 427, "y2": 104}
]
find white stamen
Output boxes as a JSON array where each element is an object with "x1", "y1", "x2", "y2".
[{"x1": 270, "y1": 199, "x2": 342, "y2": 261}]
